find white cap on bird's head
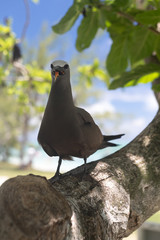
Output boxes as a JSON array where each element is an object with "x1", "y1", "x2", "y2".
[
  {"x1": 50, "y1": 60, "x2": 69, "y2": 69},
  {"x1": 50, "y1": 60, "x2": 70, "y2": 81}
]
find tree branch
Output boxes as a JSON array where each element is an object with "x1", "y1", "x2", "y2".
[
  {"x1": 117, "y1": 10, "x2": 160, "y2": 35},
  {"x1": 21, "y1": 0, "x2": 30, "y2": 42},
  {"x1": 0, "y1": 110, "x2": 160, "y2": 239},
  {"x1": 98, "y1": 3, "x2": 160, "y2": 35}
]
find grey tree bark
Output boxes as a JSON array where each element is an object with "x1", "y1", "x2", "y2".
[{"x1": 0, "y1": 109, "x2": 160, "y2": 240}]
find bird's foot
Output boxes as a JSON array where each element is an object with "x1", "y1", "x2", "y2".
[
  {"x1": 83, "y1": 164, "x2": 87, "y2": 174},
  {"x1": 48, "y1": 173, "x2": 62, "y2": 183}
]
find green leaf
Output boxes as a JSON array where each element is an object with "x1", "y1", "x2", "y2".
[
  {"x1": 106, "y1": 34, "x2": 129, "y2": 77},
  {"x1": 135, "y1": 10, "x2": 160, "y2": 25},
  {"x1": 52, "y1": 4, "x2": 81, "y2": 34},
  {"x1": 112, "y1": 0, "x2": 132, "y2": 10},
  {"x1": 154, "y1": 36, "x2": 160, "y2": 60},
  {"x1": 0, "y1": 25, "x2": 10, "y2": 34},
  {"x1": 26, "y1": 65, "x2": 51, "y2": 81},
  {"x1": 32, "y1": 81, "x2": 51, "y2": 94},
  {"x1": 98, "y1": 9, "x2": 107, "y2": 29},
  {"x1": 94, "y1": 69, "x2": 109, "y2": 85},
  {"x1": 78, "y1": 58, "x2": 109, "y2": 85},
  {"x1": 109, "y1": 64, "x2": 160, "y2": 89},
  {"x1": 129, "y1": 26, "x2": 156, "y2": 64},
  {"x1": 138, "y1": 72, "x2": 159, "y2": 84},
  {"x1": 152, "y1": 83, "x2": 160, "y2": 92},
  {"x1": 35, "y1": 106, "x2": 45, "y2": 113},
  {"x1": 76, "y1": 10, "x2": 99, "y2": 51}
]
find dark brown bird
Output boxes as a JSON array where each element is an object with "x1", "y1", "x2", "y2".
[{"x1": 38, "y1": 60, "x2": 124, "y2": 181}]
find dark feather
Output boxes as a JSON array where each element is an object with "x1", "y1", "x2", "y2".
[
  {"x1": 12, "y1": 43, "x2": 22, "y2": 62},
  {"x1": 99, "y1": 134, "x2": 124, "y2": 149},
  {"x1": 103, "y1": 134, "x2": 124, "y2": 141}
]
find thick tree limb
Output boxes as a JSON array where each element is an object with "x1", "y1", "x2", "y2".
[
  {"x1": 0, "y1": 110, "x2": 160, "y2": 240},
  {"x1": 0, "y1": 175, "x2": 72, "y2": 240}
]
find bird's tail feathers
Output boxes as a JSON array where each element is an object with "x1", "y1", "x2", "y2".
[
  {"x1": 103, "y1": 134, "x2": 124, "y2": 141},
  {"x1": 99, "y1": 142, "x2": 118, "y2": 149},
  {"x1": 99, "y1": 134, "x2": 124, "y2": 150}
]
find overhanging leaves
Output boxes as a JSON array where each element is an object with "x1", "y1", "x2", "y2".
[
  {"x1": 112, "y1": 0, "x2": 132, "y2": 10},
  {"x1": 50, "y1": 0, "x2": 160, "y2": 91},
  {"x1": 76, "y1": 10, "x2": 99, "y2": 52},
  {"x1": 106, "y1": 34, "x2": 129, "y2": 77},
  {"x1": 52, "y1": 4, "x2": 81, "y2": 34},
  {"x1": 135, "y1": 10, "x2": 160, "y2": 25},
  {"x1": 129, "y1": 26, "x2": 157, "y2": 64},
  {"x1": 98, "y1": 8, "x2": 108, "y2": 29},
  {"x1": 109, "y1": 64, "x2": 160, "y2": 89}
]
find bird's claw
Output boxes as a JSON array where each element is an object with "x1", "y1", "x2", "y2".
[{"x1": 48, "y1": 173, "x2": 62, "y2": 183}]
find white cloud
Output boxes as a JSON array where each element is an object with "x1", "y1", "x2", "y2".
[
  {"x1": 117, "y1": 117, "x2": 147, "y2": 142},
  {"x1": 144, "y1": 93, "x2": 158, "y2": 112},
  {"x1": 93, "y1": 84, "x2": 158, "y2": 114},
  {"x1": 84, "y1": 100, "x2": 115, "y2": 115},
  {"x1": 106, "y1": 90, "x2": 145, "y2": 102},
  {"x1": 105, "y1": 86, "x2": 152, "y2": 103},
  {"x1": 129, "y1": 118, "x2": 147, "y2": 135}
]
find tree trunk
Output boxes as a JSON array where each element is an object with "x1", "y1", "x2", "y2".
[{"x1": 0, "y1": 110, "x2": 160, "y2": 240}]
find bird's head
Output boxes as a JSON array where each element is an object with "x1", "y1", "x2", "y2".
[{"x1": 50, "y1": 60, "x2": 70, "y2": 82}]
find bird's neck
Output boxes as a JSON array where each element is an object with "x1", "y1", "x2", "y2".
[{"x1": 48, "y1": 76, "x2": 74, "y2": 110}]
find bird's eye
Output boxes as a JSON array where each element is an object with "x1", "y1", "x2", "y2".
[
  {"x1": 50, "y1": 64, "x2": 53, "y2": 69},
  {"x1": 64, "y1": 64, "x2": 69, "y2": 69},
  {"x1": 59, "y1": 71, "x2": 64, "y2": 75}
]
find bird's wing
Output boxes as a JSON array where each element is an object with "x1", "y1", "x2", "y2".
[
  {"x1": 75, "y1": 107, "x2": 103, "y2": 156},
  {"x1": 75, "y1": 107, "x2": 94, "y2": 125},
  {"x1": 40, "y1": 142, "x2": 73, "y2": 160},
  {"x1": 41, "y1": 143, "x2": 58, "y2": 157}
]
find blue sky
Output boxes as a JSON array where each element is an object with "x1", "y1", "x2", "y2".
[
  {"x1": 0, "y1": 0, "x2": 159, "y2": 172},
  {"x1": 0, "y1": 0, "x2": 73, "y2": 39},
  {"x1": 0, "y1": 0, "x2": 110, "y2": 61}
]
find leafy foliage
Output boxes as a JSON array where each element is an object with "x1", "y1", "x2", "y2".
[
  {"x1": 0, "y1": 23, "x2": 52, "y2": 104},
  {"x1": 135, "y1": 9, "x2": 160, "y2": 25},
  {"x1": 106, "y1": 34, "x2": 129, "y2": 77},
  {"x1": 78, "y1": 58, "x2": 109, "y2": 86},
  {"x1": 109, "y1": 64, "x2": 160, "y2": 89},
  {"x1": 52, "y1": 3, "x2": 81, "y2": 34},
  {"x1": 0, "y1": 22, "x2": 53, "y2": 161},
  {"x1": 52, "y1": 0, "x2": 160, "y2": 90},
  {"x1": 0, "y1": 25, "x2": 15, "y2": 59},
  {"x1": 76, "y1": 10, "x2": 99, "y2": 51}
]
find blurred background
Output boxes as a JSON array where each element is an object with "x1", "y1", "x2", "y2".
[{"x1": 0, "y1": 1, "x2": 160, "y2": 239}]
